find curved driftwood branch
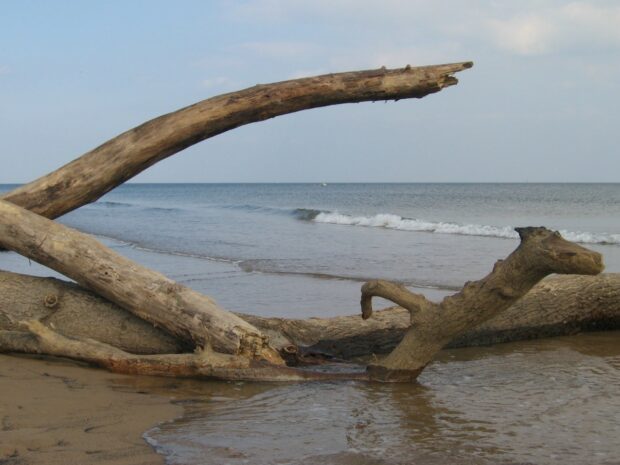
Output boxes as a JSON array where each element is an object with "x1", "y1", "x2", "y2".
[
  {"x1": 0, "y1": 321, "x2": 367, "y2": 382},
  {"x1": 362, "y1": 227, "x2": 604, "y2": 381},
  {"x1": 1, "y1": 62, "x2": 472, "y2": 219},
  {"x1": 361, "y1": 280, "x2": 433, "y2": 320},
  {"x1": 0, "y1": 199, "x2": 282, "y2": 364}
]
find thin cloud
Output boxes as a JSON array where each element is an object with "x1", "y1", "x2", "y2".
[
  {"x1": 230, "y1": 1, "x2": 620, "y2": 57},
  {"x1": 485, "y1": 2, "x2": 620, "y2": 56},
  {"x1": 487, "y1": 15, "x2": 556, "y2": 55}
]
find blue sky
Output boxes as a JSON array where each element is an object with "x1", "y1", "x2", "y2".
[{"x1": 1, "y1": 0, "x2": 619, "y2": 182}]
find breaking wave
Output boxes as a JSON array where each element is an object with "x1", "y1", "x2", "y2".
[{"x1": 307, "y1": 211, "x2": 620, "y2": 245}]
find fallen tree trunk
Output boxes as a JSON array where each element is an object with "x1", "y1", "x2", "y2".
[
  {"x1": 0, "y1": 200, "x2": 282, "y2": 364},
  {"x1": 245, "y1": 271, "x2": 620, "y2": 357},
  {"x1": 360, "y1": 227, "x2": 604, "y2": 381},
  {"x1": 0, "y1": 62, "x2": 472, "y2": 219},
  {"x1": 0, "y1": 270, "x2": 188, "y2": 354},
  {"x1": 1, "y1": 269, "x2": 618, "y2": 361}
]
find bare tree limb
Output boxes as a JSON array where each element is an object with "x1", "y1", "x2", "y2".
[
  {"x1": 1, "y1": 62, "x2": 472, "y2": 219},
  {"x1": 0, "y1": 199, "x2": 282, "y2": 363},
  {"x1": 362, "y1": 227, "x2": 604, "y2": 381}
]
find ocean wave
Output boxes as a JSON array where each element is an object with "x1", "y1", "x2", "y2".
[
  {"x1": 95, "y1": 201, "x2": 133, "y2": 208},
  {"x1": 309, "y1": 211, "x2": 620, "y2": 245},
  {"x1": 93, "y1": 200, "x2": 180, "y2": 213},
  {"x1": 292, "y1": 208, "x2": 323, "y2": 221},
  {"x1": 214, "y1": 203, "x2": 291, "y2": 215}
]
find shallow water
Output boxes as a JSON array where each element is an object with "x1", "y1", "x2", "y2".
[
  {"x1": 131, "y1": 333, "x2": 620, "y2": 465},
  {"x1": 1, "y1": 183, "x2": 619, "y2": 316},
  {"x1": 1, "y1": 183, "x2": 619, "y2": 463}
]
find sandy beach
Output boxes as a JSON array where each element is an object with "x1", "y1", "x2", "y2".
[{"x1": 0, "y1": 354, "x2": 181, "y2": 465}]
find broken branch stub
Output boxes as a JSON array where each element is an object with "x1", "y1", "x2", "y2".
[{"x1": 362, "y1": 227, "x2": 604, "y2": 382}]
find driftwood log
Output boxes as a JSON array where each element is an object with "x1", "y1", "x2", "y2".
[
  {"x1": 0, "y1": 225, "x2": 613, "y2": 381},
  {"x1": 1, "y1": 270, "x2": 619, "y2": 359},
  {"x1": 0, "y1": 321, "x2": 366, "y2": 382},
  {"x1": 0, "y1": 199, "x2": 283, "y2": 364},
  {"x1": 1, "y1": 61, "x2": 618, "y2": 382},
  {"x1": 361, "y1": 227, "x2": 604, "y2": 380},
  {"x1": 0, "y1": 62, "x2": 472, "y2": 219}
]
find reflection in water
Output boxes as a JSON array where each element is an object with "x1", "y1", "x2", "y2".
[{"x1": 117, "y1": 332, "x2": 620, "y2": 465}]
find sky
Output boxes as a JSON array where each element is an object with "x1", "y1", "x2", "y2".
[{"x1": 1, "y1": 0, "x2": 619, "y2": 183}]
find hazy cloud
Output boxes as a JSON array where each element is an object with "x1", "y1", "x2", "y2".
[
  {"x1": 485, "y1": 2, "x2": 620, "y2": 55},
  {"x1": 1, "y1": 1, "x2": 618, "y2": 182},
  {"x1": 487, "y1": 15, "x2": 556, "y2": 55},
  {"x1": 231, "y1": 1, "x2": 620, "y2": 57}
]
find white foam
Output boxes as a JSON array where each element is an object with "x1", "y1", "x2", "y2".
[{"x1": 312, "y1": 212, "x2": 620, "y2": 245}]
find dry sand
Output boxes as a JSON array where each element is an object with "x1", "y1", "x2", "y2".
[{"x1": 0, "y1": 353, "x2": 182, "y2": 465}]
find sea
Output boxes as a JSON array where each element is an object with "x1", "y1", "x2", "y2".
[{"x1": 1, "y1": 182, "x2": 619, "y2": 464}]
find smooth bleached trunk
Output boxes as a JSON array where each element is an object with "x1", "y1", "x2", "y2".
[{"x1": 0, "y1": 200, "x2": 282, "y2": 364}]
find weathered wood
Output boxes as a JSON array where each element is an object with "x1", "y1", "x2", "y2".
[
  {"x1": 361, "y1": 227, "x2": 605, "y2": 381},
  {"x1": 0, "y1": 321, "x2": 367, "y2": 382},
  {"x1": 0, "y1": 200, "x2": 282, "y2": 364},
  {"x1": 1, "y1": 62, "x2": 616, "y2": 382},
  {"x1": 245, "y1": 272, "x2": 620, "y2": 357},
  {"x1": 1, "y1": 62, "x2": 472, "y2": 219},
  {"x1": 1, "y1": 269, "x2": 618, "y2": 361},
  {"x1": 0, "y1": 270, "x2": 187, "y2": 354}
]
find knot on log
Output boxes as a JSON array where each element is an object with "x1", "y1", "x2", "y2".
[
  {"x1": 279, "y1": 344, "x2": 300, "y2": 365},
  {"x1": 44, "y1": 294, "x2": 59, "y2": 309}
]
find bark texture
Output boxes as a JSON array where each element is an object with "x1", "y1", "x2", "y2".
[
  {"x1": 0, "y1": 200, "x2": 281, "y2": 364},
  {"x1": 245, "y1": 272, "x2": 620, "y2": 358},
  {"x1": 0, "y1": 270, "x2": 187, "y2": 354},
  {"x1": 1, "y1": 62, "x2": 616, "y2": 383},
  {"x1": 361, "y1": 227, "x2": 605, "y2": 381},
  {"x1": 1, "y1": 62, "x2": 472, "y2": 219},
  {"x1": 0, "y1": 321, "x2": 367, "y2": 382},
  {"x1": 1, "y1": 270, "x2": 618, "y2": 361}
]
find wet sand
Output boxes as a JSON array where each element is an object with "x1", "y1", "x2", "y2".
[
  {"x1": 2, "y1": 332, "x2": 619, "y2": 465},
  {"x1": 0, "y1": 354, "x2": 182, "y2": 465}
]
